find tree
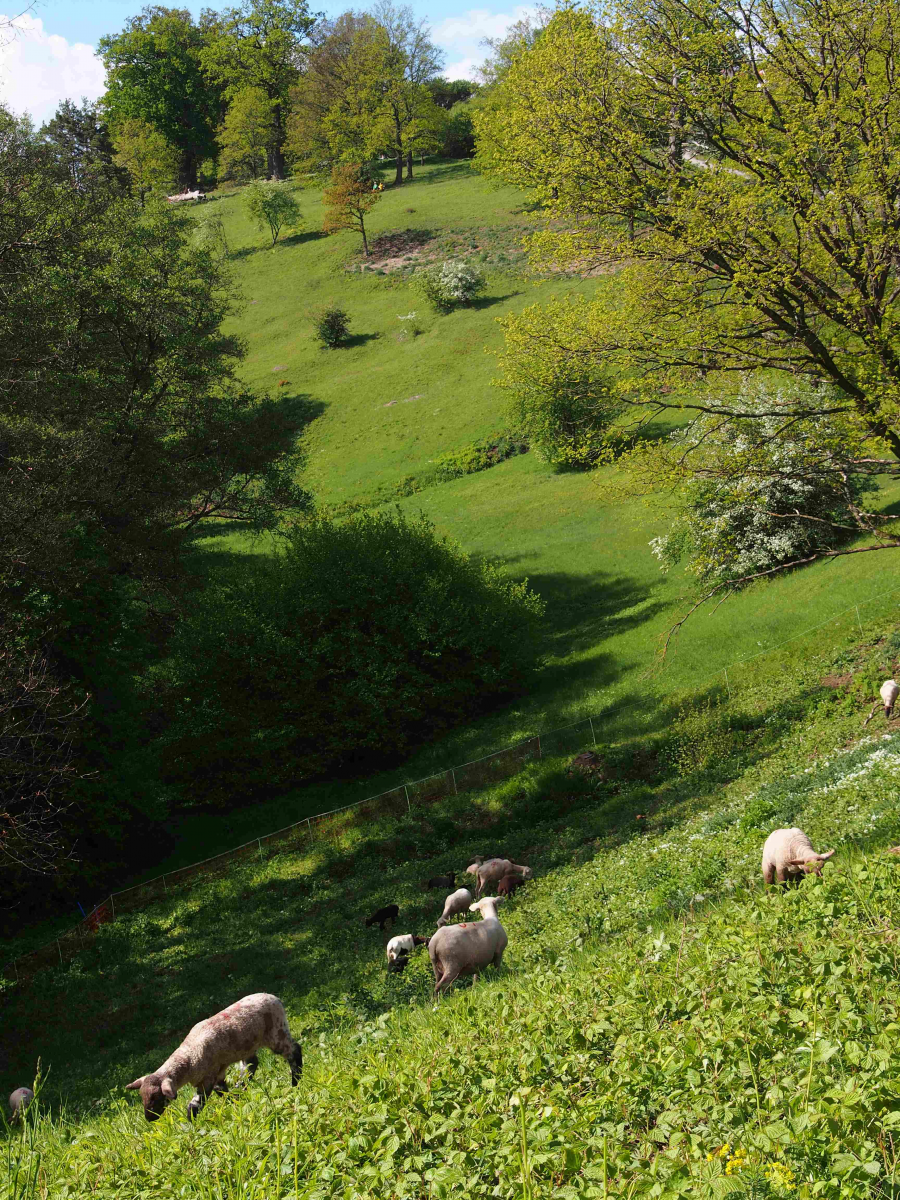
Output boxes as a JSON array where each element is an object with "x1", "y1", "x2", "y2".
[
  {"x1": 475, "y1": 0, "x2": 900, "y2": 596},
  {"x1": 322, "y1": 162, "x2": 381, "y2": 255},
  {"x1": 111, "y1": 117, "x2": 180, "y2": 203},
  {"x1": 218, "y1": 86, "x2": 276, "y2": 180},
  {"x1": 244, "y1": 177, "x2": 301, "y2": 243},
  {"x1": 285, "y1": 11, "x2": 375, "y2": 174},
  {"x1": 371, "y1": 1, "x2": 444, "y2": 179},
  {"x1": 100, "y1": 6, "x2": 222, "y2": 189},
  {"x1": 0, "y1": 108, "x2": 312, "y2": 889},
  {"x1": 40, "y1": 99, "x2": 128, "y2": 191},
  {"x1": 202, "y1": 0, "x2": 315, "y2": 180},
  {"x1": 427, "y1": 77, "x2": 479, "y2": 110}
]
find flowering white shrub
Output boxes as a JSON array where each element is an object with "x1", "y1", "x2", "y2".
[
  {"x1": 414, "y1": 259, "x2": 486, "y2": 312},
  {"x1": 650, "y1": 377, "x2": 874, "y2": 587}
]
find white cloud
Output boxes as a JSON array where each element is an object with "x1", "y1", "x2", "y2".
[
  {"x1": 0, "y1": 13, "x2": 105, "y2": 125},
  {"x1": 433, "y1": 6, "x2": 538, "y2": 82}
]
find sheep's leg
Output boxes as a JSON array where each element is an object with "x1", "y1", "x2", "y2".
[
  {"x1": 187, "y1": 1086, "x2": 212, "y2": 1120},
  {"x1": 238, "y1": 1055, "x2": 259, "y2": 1085},
  {"x1": 212, "y1": 1078, "x2": 229, "y2": 1096},
  {"x1": 435, "y1": 968, "x2": 459, "y2": 995},
  {"x1": 492, "y1": 949, "x2": 505, "y2": 968},
  {"x1": 288, "y1": 1042, "x2": 303, "y2": 1086},
  {"x1": 762, "y1": 863, "x2": 776, "y2": 887}
]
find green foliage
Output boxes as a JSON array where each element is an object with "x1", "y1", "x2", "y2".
[
  {"x1": 99, "y1": 8, "x2": 222, "y2": 188},
  {"x1": 110, "y1": 118, "x2": 179, "y2": 204},
  {"x1": 322, "y1": 162, "x2": 381, "y2": 255},
  {"x1": 312, "y1": 304, "x2": 351, "y2": 347},
  {"x1": 10, "y1": 631, "x2": 900, "y2": 1197},
  {"x1": 157, "y1": 511, "x2": 544, "y2": 806},
  {"x1": 39, "y1": 100, "x2": 127, "y2": 192},
  {"x1": 243, "y1": 177, "x2": 301, "y2": 244},
  {"x1": 217, "y1": 87, "x2": 276, "y2": 181},
  {"x1": 414, "y1": 258, "x2": 486, "y2": 311},
  {"x1": 201, "y1": 1, "x2": 316, "y2": 180}
]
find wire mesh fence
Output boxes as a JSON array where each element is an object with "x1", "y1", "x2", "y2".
[{"x1": 4, "y1": 581, "x2": 900, "y2": 986}]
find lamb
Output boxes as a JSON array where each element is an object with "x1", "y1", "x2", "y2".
[
  {"x1": 425, "y1": 872, "x2": 455, "y2": 890},
  {"x1": 474, "y1": 858, "x2": 532, "y2": 899},
  {"x1": 125, "y1": 993, "x2": 302, "y2": 1122},
  {"x1": 8, "y1": 1087, "x2": 33, "y2": 1123},
  {"x1": 761, "y1": 828, "x2": 835, "y2": 886},
  {"x1": 865, "y1": 679, "x2": 899, "y2": 725},
  {"x1": 365, "y1": 904, "x2": 399, "y2": 930},
  {"x1": 437, "y1": 886, "x2": 474, "y2": 928},
  {"x1": 386, "y1": 933, "x2": 429, "y2": 962},
  {"x1": 497, "y1": 873, "x2": 527, "y2": 897},
  {"x1": 428, "y1": 896, "x2": 507, "y2": 994}
]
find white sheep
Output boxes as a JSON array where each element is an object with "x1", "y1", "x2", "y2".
[
  {"x1": 428, "y1": 896, "x2": 507, "y2": 994},
  {"x1": 437, "y1": 886, "x2": 474, "y2": 928},
  {"x1": 125, "y1": 993, "x2": 302, "y2": 1121},
  {"x1": 762, "y1": 828, "x2": 835, "y2": 886},
  {"x1": 865, "y1": 679, "x2": 899, "y2": 725},
  {"x1": 474, "y1": 858, "x2": 532, "y2": 899},
  {"x1": 386, "y1": 933, "x2": 429, "y2": 962},
  {"x1": 8, "y1": 1087, "x2": 33, "y2": 1123}
]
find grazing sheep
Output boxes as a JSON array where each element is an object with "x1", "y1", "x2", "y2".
[
  {"x1": 865, "y1": 679, "x2": 899, "y2": 725},
  {"x1": 464, "y1": 858, "x2": 484, "y2": 877},
  {"x1": 428, "y1": 896, "x2": 507, "y2": 994},
  {"x1": 437, "y1": 886, "x2": 474, "y2": 928},
  {"x1": 125, "y1": 993, "x2": 302, "y2": 1122},
  {"x1": 8, "y1": 1087, "x2": 33, "y2": 1123},
  {"x1": 425, "y1": 872, "x2": 455, "y2": 890},
  {"x1": 497, "y1": 873, "x2": 527, "y2": 897},
  {"x1": 386, "y1": 933, "x2": 429, "y2": 962},
  {"x1": 365, "y1": 904, "x2": 399, "y2": 930},
  {"x1": 387, "y1": 955, "x2": 409, "y2": 974},
  {"x1": 475, "y1": 859, "x2": 532, "y2": 899},
  {"x1": 762, "y1": 828, "x2": 835, "y2": 886}
]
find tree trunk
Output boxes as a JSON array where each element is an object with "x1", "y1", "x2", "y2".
[
  {"x1": 394, "y1": 150, "x2": 403, "y2": 185},
  {"x1": 178, "y1": 150, "x2": 198, "y2": 191},
  {"x1": 361, "y1": 218, "x2": 369, "y2": 257},
  {"x1": 406, "y1": 150, "x2": 413, "y2": 180},
  {"x1": 270, "y1": 103, "x2": 286, "y2": 180}
]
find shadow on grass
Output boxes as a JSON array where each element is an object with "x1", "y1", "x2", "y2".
[
  {"x1": 334, "y1": 332, "x2": 381, "y2": 349},
  {"x1": 1, "y1": 655, "x2": 846, "y2": 1119},
  {"x1": 467, "y1": 292, "x2": 522, "y2": 310}
]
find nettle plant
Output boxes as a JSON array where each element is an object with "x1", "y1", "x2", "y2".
[{"x1": 415, "y1": 259, "x2": 486, "y2": 313}]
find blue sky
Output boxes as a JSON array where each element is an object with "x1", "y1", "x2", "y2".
[{"x1": 0, "y1": 0, "x2": 535, "y2": 123}]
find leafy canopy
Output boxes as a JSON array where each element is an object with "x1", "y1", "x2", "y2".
[{"x1": 475, "y1": 0, "x2": 900, "y2": 585}]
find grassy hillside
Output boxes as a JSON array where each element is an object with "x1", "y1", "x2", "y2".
[{"x1": 5, "y1": 624, "x2": 900, "y2": 1197}]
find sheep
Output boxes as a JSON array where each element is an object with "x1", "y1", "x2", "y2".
[
  {"x1": 762, "y1": 828, "x2": 835, "y2": 886},
  {"x1": 8, "y1": 1087, "x2": 33, "y2": 1123},
  {"x1": 428, "y1": 896, "x2": 507, "y2": 994},
  {"x1": 865, "y1": 679, "x2": 899, "y2": 725},
  {"x1": 497, "y1": 873, "x2": 527, "y2": 898},
  {"x1": 386, "y1": 933, "x2": 429, "y2": 962},
  {"x1": 125, "y1": 993, "x2": 302, "y2": 1122},
  {"x1": 425, "y1": 872, "x2": 455, "y2": 890},
  {"x1": 365, "y1": 904, "x2": 399, "y2": 930},
  {"x1": 475, "y1": 858, "x2": 532, "y2": 899},
  {"x1": 464, "y1": 858, "x2": 483, "y2": 877},
  {"x1": 437, "y1": 886, "x2": 474, "y2": 928}
]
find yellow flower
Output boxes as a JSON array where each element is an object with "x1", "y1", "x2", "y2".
[{"x1": 764, "y1": 1161, "x2": 796, "y2": 1192}]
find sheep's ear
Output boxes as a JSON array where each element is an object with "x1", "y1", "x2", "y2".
[
  {"x1": 160, "y1": 1078, "x2": 177, "y2": 1100},
  {"x1": 786, "y1": 858, "x2": 809, "y2": 867},
  {"x1": 125, "y1": 1077, "x2": 145, "y2": 1091},
  {"x1": 818, "y1": 850, "x2": 835, "y2": 861},
  {"x1": 493, "y1": 894, "x2": 506, "y2": 904}
]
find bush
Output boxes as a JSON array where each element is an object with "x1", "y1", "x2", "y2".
[
  {"x1": 244, "y1": 179, "x2": 301, "y2": 245},
  {"x1": 313, "y1": 305, "x2": 351, "y2": 348},
  {"x1": 158, "y1": 512, "x2": 544, "y2": 807},
  {"x1": 414, "y1": 259, "x2": 486, "y2": 312}
]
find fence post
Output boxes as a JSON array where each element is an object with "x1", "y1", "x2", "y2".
[
  {"x1": 405, "y1": 784, "x2": 411, "y2": 811},
  {"x1": 536, "y1": 734, "x2": 542, "y2": 759},
  {"x1": 856, "y1": 605, "x2": 863, "y2": 634},
  {"x1": 110, "y1": 894, "x2": 115, "y2": 920},
  {"x1": 451, "y1": 769, "x2": 458, "y2": 795},
  {"x1": 57, "y1": 940, "x2": 63, "y2": 965},
  {"x1": 723, "y1": 668, "x2": 731, "y2": 698},
  {"x1": 589, "y1": 717, "x2": 597, "y2": 747},
  {"x1": 163, "y1": 876, "x2": 167, "y2": 894},
  {"x1": 258, "y1": 837, "x2": 263, "y2": 859}
]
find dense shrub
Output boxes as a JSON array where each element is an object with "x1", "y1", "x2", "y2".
[
  {"x1": 313, "y1": 305, "x2": 351, "y2": 348},
  {"x1": 414, "y1": 259, "x2": 486, "y2": 312},
  {"x1": 158, "y1": 512, "x2": 544, "y2": 806}
]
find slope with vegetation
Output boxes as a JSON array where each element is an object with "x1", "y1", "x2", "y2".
[{"x1": 5, "y1": 623, "x2": 900, "y2": 1198}]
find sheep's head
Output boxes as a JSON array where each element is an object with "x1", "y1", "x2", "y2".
[
  {"x1": 125, "y1": 1073, "x2": 177, "y2": 1121},
  {"x1": 519, "y1": 866, "x2": 534, "y2": 879},
  {"x1": 788, "y1": 850, "x2": 835, "y2": 877},
  {"x1": 469, "y1": 896, "x2": 505, "y2": 915}
]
